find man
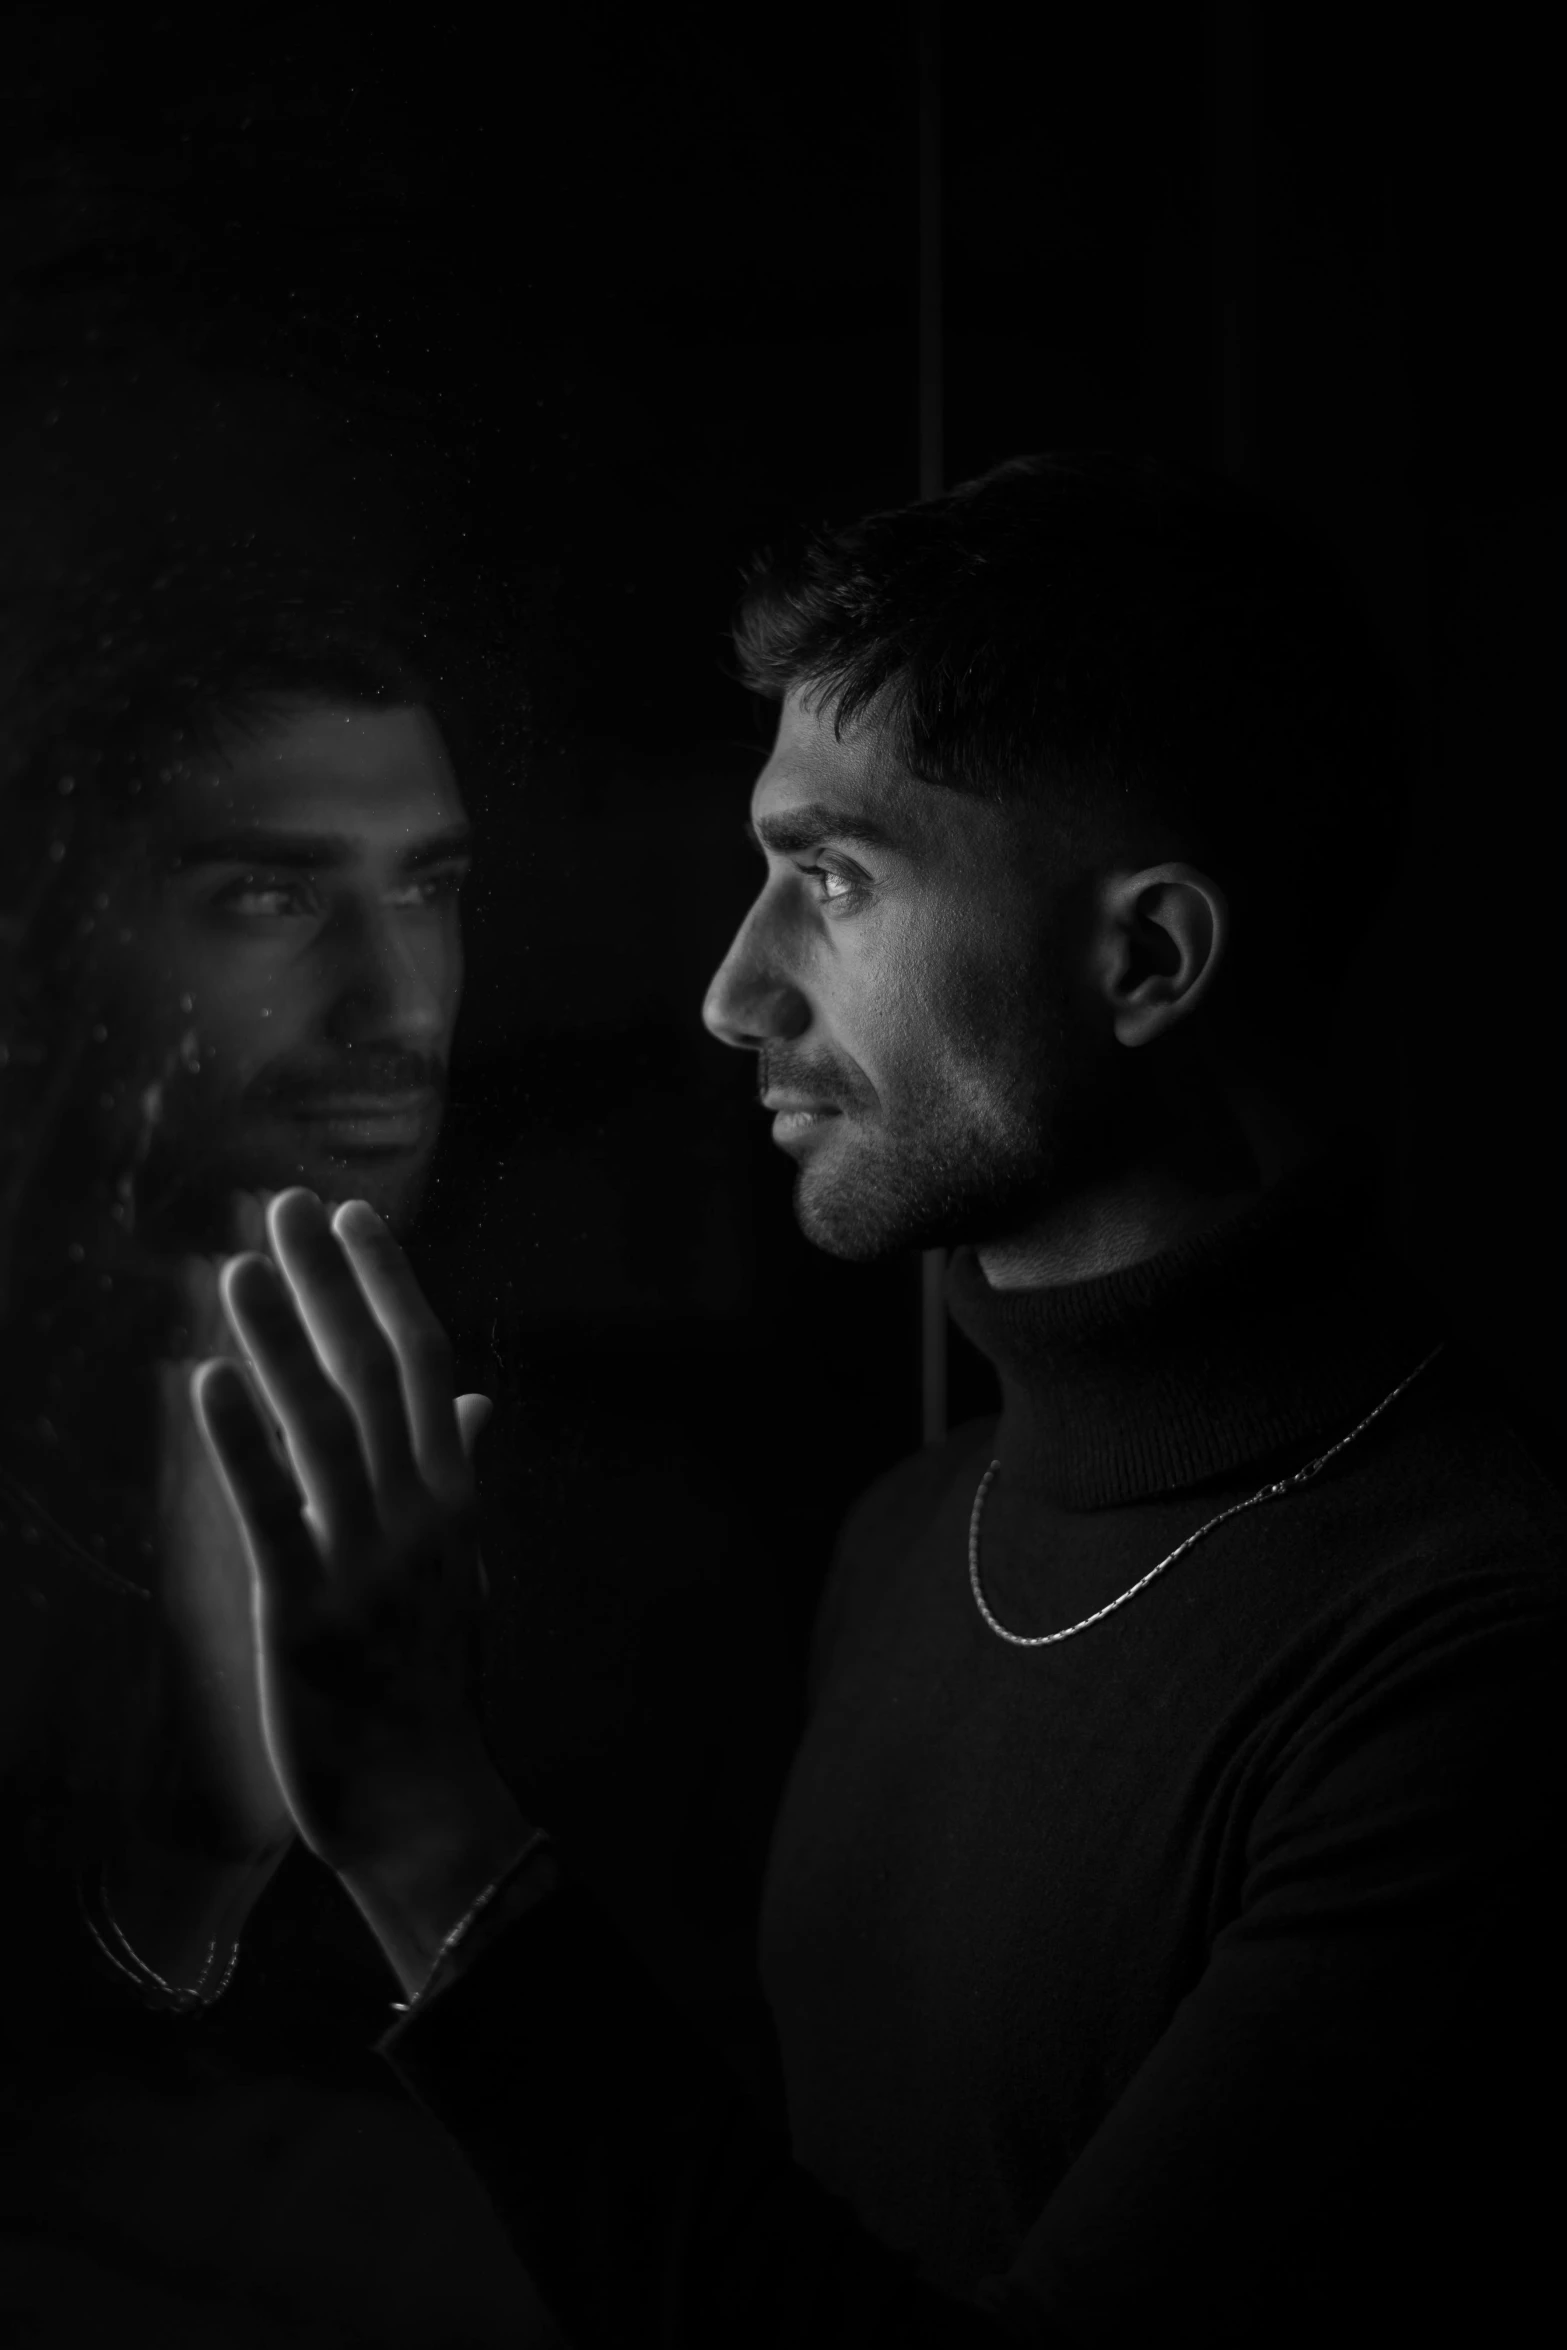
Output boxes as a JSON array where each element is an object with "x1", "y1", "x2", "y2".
[
  {"x1": 1, "y1": 582, "x2": 549, "y2": 2341},
  {"x1": 114, "y1": 692, "x2": 469, "y2": 1238},
  {"x1": 85, "y1": 682, "x2": 471, "y2": 1989},
  {"x1": 195, "y1": 455, "x2": 1563, "y2": 2345}
]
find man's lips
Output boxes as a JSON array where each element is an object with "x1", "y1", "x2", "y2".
[
  {"x1": 763, "y1": 1095, "x2": 844, "y2": 1141},
  {"x1": 281, "y1": 1093, "x2": 436, "y2": 1115},
  {"x1": 259, "y1": 1091, "x2": 438, "y2": 1153}
]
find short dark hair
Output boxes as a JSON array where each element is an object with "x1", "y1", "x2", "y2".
[{"x1": 734, "y1": 451, "x2": 1414, "y2": 1082}]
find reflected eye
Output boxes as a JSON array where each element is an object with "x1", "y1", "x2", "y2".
[
  {"x1": 384, "y1": 867, "x2": 469, "y2": 911},
  {"x1": 214, "y1": 877, "x2": 317, "y2": 920},
  {"x1": 209, "y1": 866, "x2": 468, "y2": 922}
]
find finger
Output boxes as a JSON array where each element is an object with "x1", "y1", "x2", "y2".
[
  {"x1": 219, "y1": 1251, "x2": 380, "y2": 1543},
  {"x1": 264, "y1": 1189, "x2": 420, "y2": 1499},
  {"x1": 329, "y1": 1198, "x2": 468, "y2": 1498},
  {"x1": 190, "y1": 1357, "x2": 318, "y2": 1603},
  {"x1": 455, "y1": 1391, "x2": 493, "y2": 1597},
  {"x1": 456, "y1": 1393, "x2": 494, "y2": 1459},
  {"x1": 230, "y1": 1188, "x2": 275, "y2": 1255},
  {"x1": 455, "y1": 1397, "x2": 492, "y2": 1600}
]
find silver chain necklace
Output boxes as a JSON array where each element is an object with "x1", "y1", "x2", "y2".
[{"x1": 968, "y1": 1343, "x2": 1446, "y2": 1648}]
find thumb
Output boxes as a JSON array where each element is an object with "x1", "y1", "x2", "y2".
[
  {"x1": 454, "y1": 1394, "x2": 494, "y2": 1604},
  {"x1": 456, "y1": 1392, "x2": 494, "y2": 1459}
]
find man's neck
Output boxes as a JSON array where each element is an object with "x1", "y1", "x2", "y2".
[{"x1": 976, "y1": 1085, "x2": 1328, "y2": 1294}]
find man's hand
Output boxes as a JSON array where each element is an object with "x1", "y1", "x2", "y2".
[
  {"x1": 151, "y1": 1197, "x2": 297, "y2": 1872},
  {"x1": 190, "y1": 1188, "x2": 535, "y2": 1995},
  {"x1": 100, "y1": 1194, "x2": 297, "y2": 1999}
]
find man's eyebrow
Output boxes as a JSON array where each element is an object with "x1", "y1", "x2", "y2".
[
  {"x1": 400, "y1": 825, "x2": 475, "y2": 872},
  {"x1": 170, "y1": 824, "x2": 474, "y2": 874},
  {"x1": 748, "y1": 803, "x2": 897, "y2": 857}
]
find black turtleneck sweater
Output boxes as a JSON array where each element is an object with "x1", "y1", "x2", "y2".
[{"x1": 381, "y1": 1148, "x2": 1565, "y2": 2347}]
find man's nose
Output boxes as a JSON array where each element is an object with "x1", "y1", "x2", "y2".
[
  {"x1": 702, "y1": 903, "x2": 809, "y2": 1050},
  {"x1": 324, "y1": 905, "x2": 450, "y2": 1048}
]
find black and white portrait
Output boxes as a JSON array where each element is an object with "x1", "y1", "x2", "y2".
[{"x1": 2, "y1": 10, "x2": 1558, "y2": 2345}]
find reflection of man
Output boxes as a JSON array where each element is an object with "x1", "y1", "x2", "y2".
[
  {"x1": 112, "y1": 695, "x2": 469, "y2": 1251},
  {"x1": 2, "y1": 629, "x2": 547, "y2": 2342},
  {"x1": 88, "y1": 687, "x2": 471, "y2": 1980},
  {"x1": 200, "y1": 455, "x2": 1561, "y2": 2347}
]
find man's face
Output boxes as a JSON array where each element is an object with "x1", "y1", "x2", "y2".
[
  {"x1": 703, "y1": 689, "x2": 1124, "y2": 1261},
  {"x1": 103, "y1": 697, "x2": 468, "y2": 1248}
]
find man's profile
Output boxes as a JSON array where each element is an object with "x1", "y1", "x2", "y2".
[{"x1": 194, "y1": 452, "x2": 1560, "y2": 2347}]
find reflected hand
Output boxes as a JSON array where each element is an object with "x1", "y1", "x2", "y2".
[
  {"x1": 151, "y1": 1192, "x2": 297, "y2": 1871},
  {"x1": 190, "y1": 1189, "x2": 497, "y2": 1882}
]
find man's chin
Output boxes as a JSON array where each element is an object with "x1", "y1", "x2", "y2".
[
  {"x1": 791, "y1": 1134, "x2": 1055, "y2": 1265},
  {"x1": 792, "y1": 1163, "x2": 963, "y2": 1265}
]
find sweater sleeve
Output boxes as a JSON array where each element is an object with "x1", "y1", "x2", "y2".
[{"x1": 377, "y1": 1580, "x2": 1560, "y2": 2350}]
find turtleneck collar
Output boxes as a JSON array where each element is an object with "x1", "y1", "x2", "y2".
[{"x1": 945, "y1": 1135, "x2": 1444, "y2": 1510}]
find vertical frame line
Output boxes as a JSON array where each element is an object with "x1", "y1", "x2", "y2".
[{"x1": 918, "y1": 0, "x2": 949, "y2": 1447}]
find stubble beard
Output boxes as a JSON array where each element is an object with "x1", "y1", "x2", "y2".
[
  {"x1": 791, "y1": 1103, "x2": 1056, "y2": 1261},
  {"x1": 122, "y1": 1084, "x2": 437, "y2": 1258},
  {"x1": 788, "y1": 979, "x2": 1117, "y2": 1265}
]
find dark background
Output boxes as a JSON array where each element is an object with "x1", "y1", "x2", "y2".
[{"x1": 3, "y1": 1, "x2": 1559, "y2": 2045}]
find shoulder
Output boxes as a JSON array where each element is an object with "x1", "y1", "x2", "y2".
[
  {"x1": 1242, "y1": 1342, "x2": 1567, "y2": 1814},
  {"x1": 1186, "y1": 1332, "x2": 1567, "y2": 1639},
  {"x1": 1355, "y1": 1339, "x2": 1567, "y2": 1606}
]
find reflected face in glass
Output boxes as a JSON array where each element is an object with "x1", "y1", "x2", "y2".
[
  {"x1": 701, "y1": 689, "x2": 1098, "y2": 1262},
  {"x1": 106, "y1": 698, "x2": 468, "y2": 1246}
]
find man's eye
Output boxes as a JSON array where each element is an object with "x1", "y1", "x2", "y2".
[
  {"x1": 386, "y1": 868, "x2": 468, "y2": 910},
  {"x1": 215, "y1": 877, "x2": 315, "y2": 919},
  {"x1": 799, "y1": 864, "x2": 862, "y2": 908}
]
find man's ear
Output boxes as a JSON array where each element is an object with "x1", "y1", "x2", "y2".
[{"x1": 1092, "y1": 862, "x2": 1230, "y2": 1048}]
